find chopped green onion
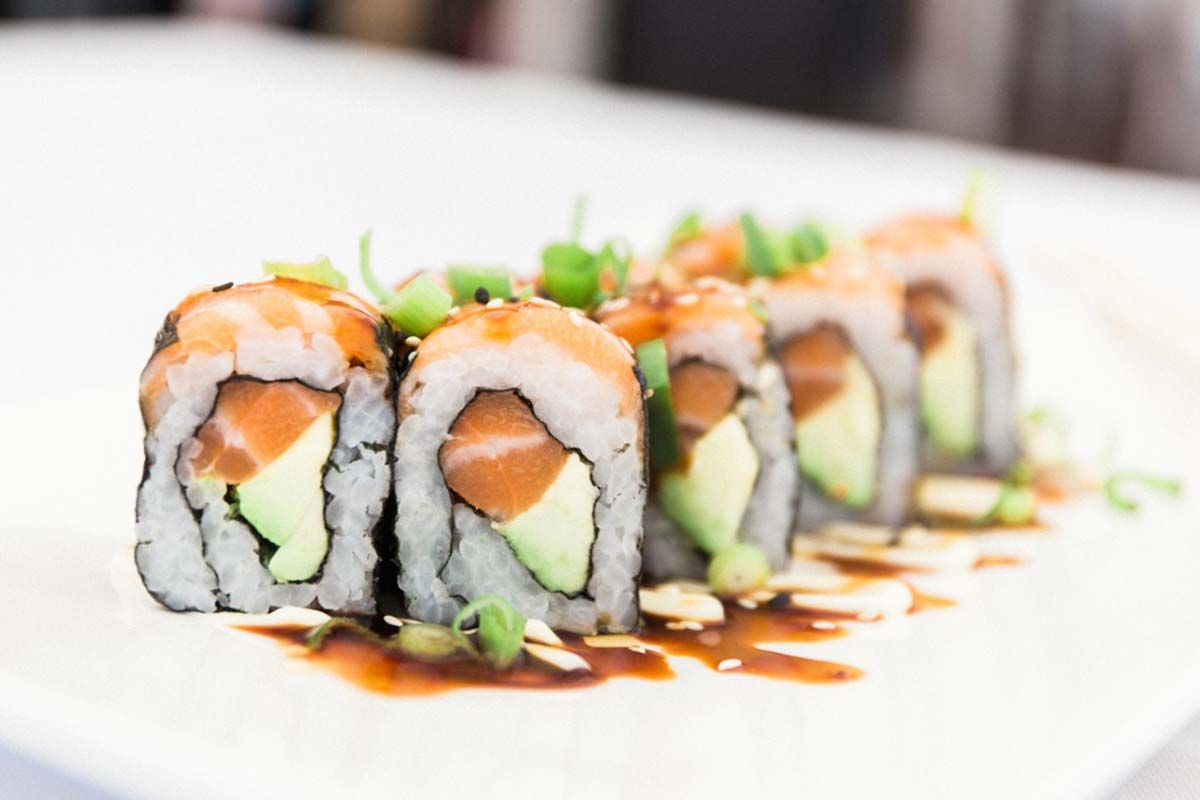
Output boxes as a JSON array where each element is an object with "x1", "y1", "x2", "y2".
[
  {"x1": 790, "y1": 222, "x2": 829, "y2": 264},
  {"x1": 748, "y1": 299, "x2": 768, "y2": 324},
  {"x1": 1104, "y1": 472, "x2": 1182, "y2": 513},
  {"x1": 570, "y1": 195, "x2": 587, "y2": 243},
  {"x1": 707, "y1": 543, "x2": 770, "y2": 596},
  {"x1": 636, "y1": 339, "x2": 681, "y2": 471},
  {"x1": 452, "y1": 595, "x2": 525, "y2": 670},
  {"x1": 381, "y1": 275, "x2": 452, "y2": 336},
  {"x1": 542, "y1": 242, "x2": 600, "y2": 308},
  {"x1": 446, "y1": 265, "x2": 512, "y2": 304},
  {"x1": 596, "y1": 239, "x2": 632, "y2": 296},
  {"x1": 668, "y1": 211, "x2": 702, "y2": 248},
  {"x1": 982, "y1": 482, "x2": 1036, "y2": 526},
  {"x1": 394, "y1": 623, "x2": 463, "y2": 662},
  {"x1": 739, "y1": 213, "x2": 783, "y2": 277},
  {"x1": 263, "y1": 256, "x2": 348, "y2": 290},
  {"x1": 358, "y1": 230, "x2": 395, "y2": 303}
]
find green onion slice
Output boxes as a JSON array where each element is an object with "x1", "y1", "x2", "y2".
[
  {"x1": 542, "y1": 242, "x2": 600, "y2": 309},
  {"x1": 1104, "y1": 472, "x2": 1183, "y2": 513},
  {"x1": 668, "y1": 211, "x2": 702, "y2": 248},
  {"x1": 263, "y1": 256, "x2": 348, "y2": 290},
  {"x1": 636, "y1": 338, "x2": 682, "y2": 472},
  {"x1": 358, "y1": 230, "x2": 395, "y2": 303},
  {"x1": 447, "y1": 265, "x2": 512, "y2": 304},
  {"x1": 451, "y1": 595, "x2": 525, "y2": 670},
  {"x1": 739, "y1": 213, "x2": 783, "y2": 277},
  {"x1": 982, "y1": 482, "x2": 1036, "y2": 526},
  {"x1": 596, "y1": 238, "x2": 632, "y2": 295},
  {"x1": 707, "y1": 543, "x2": 770, "y2": 596},
  {"x1": 790, "y1": 222, "x2": 829, "y2": 264},
  {"x1": 380, "y1": 275, "x2": 452, "y2": 337}
]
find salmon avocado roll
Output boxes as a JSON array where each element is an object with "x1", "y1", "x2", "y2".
[
  {"x1": 595, "y1": 280, "x2": 797, "y2": 579},
  {"x1": 136, "y1": 274, "x2": 395, "y2": 614},
  {"x1": 754, "y1": 245, "x2": 920, "y2": 528},
  {"x1": 392, "y1": 297, "x2": 646, "y2": 634},
  {"x1": 867, "y1": 214, "x2": 1019, "y2": 475}
]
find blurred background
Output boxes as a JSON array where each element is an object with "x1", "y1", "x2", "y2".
[{"x1": 3, "y1": 0, "x2": 1199, "y2": 177}]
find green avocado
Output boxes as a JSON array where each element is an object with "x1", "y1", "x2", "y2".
[
  {"x1": 495, "y1": 453, "x2": 598, "y2": 594},
  {"x1": 234, "y1": 411, "x2": 334, "y2": 582},
  {"x1": 795, "y1": 354, "x2": 880, "y2": 508},
  {"x1": 658, "y1": 413, "x2": 760, "y2": 554},
  {"x1": 920, "y1": 303, "x2": 981, "y2": 459}
]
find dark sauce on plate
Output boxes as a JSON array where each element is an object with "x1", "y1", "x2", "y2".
[{"x1": 239, "y1": 600, "x2": 861, "y2": 696}]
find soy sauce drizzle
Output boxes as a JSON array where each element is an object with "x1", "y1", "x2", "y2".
[{"x1": 239, "y1": 599, "x2": 861, "y2": 695}]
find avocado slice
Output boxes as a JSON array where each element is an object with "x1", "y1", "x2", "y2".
[
  {"x1": 234, "y1": 411, "x2": 334, "y2": 582},
  {"x1": 795, "y1": 354, "x2": 880, "y2": 508},
  {"x1": 494, "y1": 452, "x2": 598, "y2": 594},
  {"x1": 918, "y1": 302, "x2": 981, "y2": 459},
  {"x1": 657, "y1": 413, "x2": 760, "y2": 554}
]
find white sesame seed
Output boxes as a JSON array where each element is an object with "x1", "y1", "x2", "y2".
[
  {"x1": 675, "y1": 293, "x2": 699, "y2": 305},
  {"x1": 486, "y1": 297, "x2": 504, "y2": 308},
  {"x1": 404, "y1": 336, "x2": 421, "y2": 347},
  {"x1": 812, "y1": 620, "x2": 837, "y2": 631},
  {"x1": 736, "y1": 598, "x2": 758, "y2": 610},
  {"x1": 448, "y1": 305, "x2": 461, "y2": 315},
  {"x1": 644, "y1": 388, "x2": 654, "y2": 399},
  {"x1": 680, "y1": 620, "x2": 705, "y2": 631},
  {"x1": 665, "y1": 621, "x2": 688, "y2": 631},
  {"x1": 717, "y1": 658, "x2": 743, "y2": 672},
  {"x1": 568, "y1": 311, "x2": 584, "y2": 327},
  {"x1": 382, "y1": 615, "x2": 406, "y2": 628},
  {"x1": 602, "y1": 296, "x2": 630, "y2": 312},
  {"x1": 406, "y1": 351, "x2": 417, "y2": 362}
]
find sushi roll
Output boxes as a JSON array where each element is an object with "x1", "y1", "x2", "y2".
[
  {"x1": 753, "y1": 246, "x2": 920, "y2": 529},
  {"x1": 392, "y1": 298, "x2": 646, "y2": 634},
  {"x1": 595, "y1": 281, "x2": 798, "y2": 579},
  {"x1": 136, "y1": 277, "x2": 395, "y2": 614},
  {"x1": 867, "y1": 215, "x2": 1019, "y2": 474}
]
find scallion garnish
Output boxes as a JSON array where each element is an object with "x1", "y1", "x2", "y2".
[
  {"x1": 451, "y1": 595, "x2": 525, "y2": 670},
  {"x1": 707, "y1": 543, "x2": 770, "y2": 596},
  {"x1": 636, "y1": 338, "x2": 681, "y2": 471},
  {"x1": 1104, "y1": 472, "x2": 1182, "y2": 513},
  {"x1": 358, "y1": 230, "x2": 396, "y2": 303},
  {"x1": 380, "y1": 275, "x2": 452, "y2": 337},
  {"x1": 981, "y1": 481, "x2": 1036, "y2": 526},
  {"x1": 542, "y1": 242, "x2": 601, "y2": 308},
  {"x1": 446, "y1": 265, "x2": 512, "y2": 305},
  {"x1": 668, "y1": 210, "x2": 702, "y2": 248},
  {"x1": 263, "y1": 256, "x2": 349, "y2": 290},
  {"x1": 790, "y1": 221, "x2": 829, "y2": 264},
  {"x1": 739, "y1": 213, "x2": 784, "y2": 277}
]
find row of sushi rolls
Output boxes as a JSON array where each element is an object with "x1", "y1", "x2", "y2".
[{"x1": 134, "y1": 183, "x2": 1158, "y2": 676}]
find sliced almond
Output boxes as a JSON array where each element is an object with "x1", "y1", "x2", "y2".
[
  {"x1": 821, "y1": 522, "x2": 897, "y2": 547},
  {"x1": 525, "y1": 643, "x2": 592, "y2": 673},
  {"x1": 915, "y1": 474, "x2": 1004, "y2": 522},
  {"x1": 640, "y1": 586, "x2": 725, "y2": 625},
  {"x1": 787, "y1": 579, "x2": 913, "y2": 620},
  {"x1": 582, "y1": 634, "x2": 646, "y2": 649},
  {"x1": 226, "y1": 606, "x2": 330, "y2": 629},
  {"x1": 523, "y1": 618, "x2": 563, "y2": 647},
  {"x1": 717, "y1": 658, "x2": 743, "y2": 671}
]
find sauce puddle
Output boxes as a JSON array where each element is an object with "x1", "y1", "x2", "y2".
[{"x1": 240, "y1": 601, "x2": 861, "y2": 695}]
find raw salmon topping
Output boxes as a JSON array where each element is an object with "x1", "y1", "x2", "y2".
[
  {"x1": 780, "y1": 325, "x2": 851, "y2": 420},
  {"x1": 190, "y1": 379, "x2": 341, "y2": 485},
  {"x1": 906, "y1": 285, "x2": 952, "y2": 351},
  {"x1": 670, "y1": 362, "x2": 739, "y2": 452},
  {"x1": 669, "y1": 223, "x2": 743, "y2": 281},
  {"x1": 439, "y1": 391, "x2": 570, "y2": 522}
]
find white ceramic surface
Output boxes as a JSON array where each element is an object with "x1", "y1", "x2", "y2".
[{"x1": 2, "y1": 21, "x2": 1199, "y2": 800}]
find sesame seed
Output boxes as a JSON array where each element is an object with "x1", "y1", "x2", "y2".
[
  {"x1": 675, "y1": 293, "x2": 699, "y2": 306},
  {"x1": 644, "y1": 388, "x2": 654, "y2": 399},
  {"x1": 680, "y1": 620, "x2": 704, "y2": 631},
  {"x1": 736, "y1": 598, "x2": 758, "y2": 610},
  {"x1": 404, "y1": 336, "x2": 421, "y2": 347},
  {"x1": 812, "y1": 620, "x2": 837, "y2": 631},
  {"x1": 448, "y1": 306, "x2": 461, "y2": 315},
  {"x1": 717, "y1": 658, "x2": 743, "y2": 672},
  {"x1": 568, "y1": 311, "x2": 584, "y2": 327},
  {"x1": 665, "y1": 621, "x2": 688, "y2": 631},
  {"x1": 407, "y1": 351, "x2": 417, "y2": 362}
]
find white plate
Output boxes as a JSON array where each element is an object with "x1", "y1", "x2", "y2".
[{"x1": 2, "y1": 22, "x2": 1199, "y2": 800}]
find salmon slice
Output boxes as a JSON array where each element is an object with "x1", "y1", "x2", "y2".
[
  {"x1": 140, "y1": 278, "x2": 387, "y2": 429},
  {"x1": 866, "y1": 214, "x2": 1004, "y2": 285},
  {"x1": 411, "y1": 301, "x2": 642, "y2": 422},
  {"x1": 669, "y1": 223, "x2": 743, "y2": 281},
  {"x1": 596, "y1": 283, "x2": 764, "y2": 352},
  {"x1": 906, "y1": 285, "x2": 952, "y2": 351},
  {"x1": 190, "y1": 379, "x2": 341, "y2": 485},
  {"x1": 439, "y1": 391, "x2": 569, "y2": 523},
  {"x1": 670, "y1": 362, "x2": 739, "y2": 452},
  {"x1": 780, "y1": 325, "x2": 851, "y2": 420}
]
